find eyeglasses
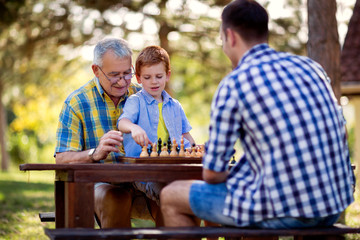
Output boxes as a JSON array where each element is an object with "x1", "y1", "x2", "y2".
[{"x1": 98, "y1": 66, "x2": 134, "y2": 83}]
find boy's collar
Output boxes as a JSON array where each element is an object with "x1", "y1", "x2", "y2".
[{"x1": 141, "y1": 89, "x2": 171, "y2": 104}]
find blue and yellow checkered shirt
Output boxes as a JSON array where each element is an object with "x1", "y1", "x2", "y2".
[{"x1": 55, "y1": 77, "x2": 141, "y2": 163}]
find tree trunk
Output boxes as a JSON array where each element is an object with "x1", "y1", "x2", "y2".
[
  {"x1": 0, "y1": 82, "x2": 9, "y2": 171},
  {"x1": 307, "y1": 0, "x2": 341, "y2": 102}
]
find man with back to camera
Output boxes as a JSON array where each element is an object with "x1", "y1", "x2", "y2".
[
  {"x1": 160, "y1": 0, "x2": 355, "y2": 234},
  {"x1": 55, "y1": 38, "x2": 163, "y2": 227}
]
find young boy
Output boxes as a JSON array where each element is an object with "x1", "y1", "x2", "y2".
[
  {"x1": 118, "y1": 45, "x2": 195, "y2": 157},
  {"x1": 117, "y1": 45, "x2": 195, "y2": 204}
]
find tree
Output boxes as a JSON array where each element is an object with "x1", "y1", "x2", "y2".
[
  {"x1": 307, "y1": 0, "x2": 341, "y2": 101},
  {"x1": 0, "y1": 0, "x2": 26, "y2": 171},
  {"x1": 0, "y1": 0, "x2": 91, "y2": 170}
]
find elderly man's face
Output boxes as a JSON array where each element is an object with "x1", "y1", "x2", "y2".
[{"x1": 96, "y1": 51, "x2": 132, "y2": 104}]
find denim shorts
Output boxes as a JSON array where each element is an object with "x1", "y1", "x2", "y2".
[{"x1": 189, "y1": 180, "x2": 340, "y2": 229}]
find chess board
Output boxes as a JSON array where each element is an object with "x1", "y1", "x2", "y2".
[{"x1": 117, "y1": 156, "x2": 202, "y2": 164}]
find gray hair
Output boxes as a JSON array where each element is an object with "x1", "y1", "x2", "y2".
[{"x1": 93, "y1": 38, "x2": 132, "y2": 67}]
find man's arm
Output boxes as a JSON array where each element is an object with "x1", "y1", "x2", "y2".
[
  {"x1": 202, "y1": 168, "x2": 228, "y2": 184},
  {"x1": 56, "y1": 150, "x2": 94, "y2": 164},
  {"x1": 55, "y1": 130, "x2": 123, "y2": 164}
]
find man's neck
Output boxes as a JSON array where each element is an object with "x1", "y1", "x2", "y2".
[
  {"x1": 233, "y1": 39, "x2": 267, "y2": 68},
  {"x1": 110, "y1": 96, "x2": 121, "y2": 107}
]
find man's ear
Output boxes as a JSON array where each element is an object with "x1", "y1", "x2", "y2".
[
  {"x1": 92, "y1": 65, "x2": 99, "y2": 77},
  {"x1": 136, "y1": 74, "x2": 141, "y2": 84},
  {"x1": 226, "y1": 28, "x2": 237, "y2": 47}
]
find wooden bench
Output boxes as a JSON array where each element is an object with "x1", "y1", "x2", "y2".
[
  {"x1": 39, "y1": 212, "x2": 103, "y2": 228},
  {"x1": 44, "y1": 224, "x2": 360, "y2": 240},
  {"x1": 39, "y1": 212, "x2": 55, "y2": 222}
]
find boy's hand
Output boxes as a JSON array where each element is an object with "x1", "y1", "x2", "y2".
[{"x1": 131, "y1": 125, "x2": 152, "y2": 146}]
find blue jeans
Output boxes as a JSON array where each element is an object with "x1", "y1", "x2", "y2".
[{"x1": 188, "y1": 180, "x2": 340, "y2": 229}]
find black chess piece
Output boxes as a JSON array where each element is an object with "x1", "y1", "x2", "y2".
[
  {"x1": 230, "y1": 155, "x2": 236, "y2": 164},
  {"x1": 147, "y1": 144, "x2": 152, "y2": 155},
  {"x1": 157, "y1": 138, "x2": 162, "y2": 154},
  {"x1": 167, "y1": 137, "x2": 172, "y2": 153}
]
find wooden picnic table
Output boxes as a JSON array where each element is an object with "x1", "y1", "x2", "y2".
[{"x1": 19, "y1": 158, "x2": 203, "y2": 229}]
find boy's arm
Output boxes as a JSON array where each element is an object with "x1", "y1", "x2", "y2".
[
  {"x1": 118, "y1": 118, "x2": 152, "y2": 146},
  {"x1": 182, "y1": 132, "x2": 195, "y2": 146}
]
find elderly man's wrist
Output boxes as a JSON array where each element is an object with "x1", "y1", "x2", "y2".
[{"x1": 88, "y1": 148, "x2": 99, "y2": 162}]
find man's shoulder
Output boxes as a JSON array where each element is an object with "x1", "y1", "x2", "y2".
[
  {"x1": 235, "y1": 47, "x2": 311, "y2": 76},
  {"x1": 128, "y1": 82, "x2": 142, "y2": 95},
  {"x1": 64, "y1": 79, "x2": 96, "y2": 106}
]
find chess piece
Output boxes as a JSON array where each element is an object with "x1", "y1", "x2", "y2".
[
  {"x1": 196, "y1": 146, "x2": 202, "y2": 157},
  {"x1": 179, "y1": 136, "x2": 185, "y2": 157},
  {"x1": 170, "y1": 138, "x2": 178, "y2": 157},
  {"x1": 157, "y1": 138, "x2": 162, "y2": 154},
  {"x1": 230, "y1": 155, "x2": 236, "y2": 164},
  {"x1": 190, "y1": 143, "x2": 196, "y2": 157},
  {"x1": 184, "y1": 148, "x2": 191, "y2": 157},
  {"x1": 167, "y1": 137, "x2": 172, "y2": 153},
  {"x1": 147, "y1": 144, "x2": 152, "y2": 155},
  {"x1": 150, "y1": 142, "x2": 158, "y2": 157},
  {"x1": 140, "y1": 145, "x2": 149, "y2": 157},
  {"x1": 160, "y1": 143, "x2": 169, "y2": 157},
  {"x1": 200, "y1": 145, "x2": 205, "y2": 154}
]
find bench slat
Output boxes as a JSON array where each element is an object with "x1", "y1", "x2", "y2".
[
  {"x1": 45, "y1": 224, "x2": 360, "y2": 240},
  {"x1": 39, "y1": 212, "x2": 55, "y2": 222}
]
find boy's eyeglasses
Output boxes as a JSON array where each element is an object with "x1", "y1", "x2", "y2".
[{"x1": 98, "y1": 66, "x2": 135, "y2": 83}]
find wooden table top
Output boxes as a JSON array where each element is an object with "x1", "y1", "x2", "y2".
[{"x1": 19, "y1": 160, "x2": 204, "y2": 183}]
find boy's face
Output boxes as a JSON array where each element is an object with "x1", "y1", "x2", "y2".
[{"x1": 136, "y1": 62, "x2": 170, "y2": 102}]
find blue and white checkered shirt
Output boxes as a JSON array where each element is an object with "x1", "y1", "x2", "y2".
[{"x1": 203, "y1": 44, "x2": 355, "y2": 226}]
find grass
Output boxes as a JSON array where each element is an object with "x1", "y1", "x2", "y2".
[
  {"x1": 1, "y1": 167, "x2": 360, "y2": 239},
  {"x1": 0, "y1": 169, "x2": 55, "y2": 240}
]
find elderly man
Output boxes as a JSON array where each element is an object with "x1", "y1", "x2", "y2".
[
  {"x1": 161, "y1": 0, "x2": 354, "y2": 232},
  {"x1": 55, "y1": 38, "x2": 162, "y2": 227}
]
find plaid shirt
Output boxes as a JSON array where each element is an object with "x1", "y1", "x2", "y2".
[
  {"x1": 203, "y1": 44, "x2": 355, "y2": 226},
  {"x1": 55, "y1": 77, "x2": 141, "y2": 163}
]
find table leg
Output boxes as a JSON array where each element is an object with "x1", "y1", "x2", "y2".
[
  {"x1": 55, "y1": 181, "x2": 65, "y2": 228},
  {"x1": 64, "y1": 182, "x2": 94, "y2": 228}
]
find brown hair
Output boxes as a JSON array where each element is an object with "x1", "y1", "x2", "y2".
[
  {"x1": 135, "y1": 46, "x2": 170, "y2": 77},
  {"x1": 222, "y1": 0, "x2": 268, "y2": 43}
]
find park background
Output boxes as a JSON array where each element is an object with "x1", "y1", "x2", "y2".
[{"x1": 0, "y1": 0, "x2": 359, "y2": 239}]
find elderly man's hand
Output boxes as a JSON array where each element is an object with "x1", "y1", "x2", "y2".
[{"x1": 93, "y1": 130, "x2": 124, "y2": 161}]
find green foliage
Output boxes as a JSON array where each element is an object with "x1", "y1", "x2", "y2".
[
  {"x1": 6, "y1": 64, "x2": 92, "y2": 165},
  {"x1": 169, "y1": 48, "x2": 231, "y2": 143},
  {"x1": 0, "y1": 0, "x2": 353, "y2": 166},
  {"x1": 268, "y1": 0, "x2": 307, "y2": 55}
]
